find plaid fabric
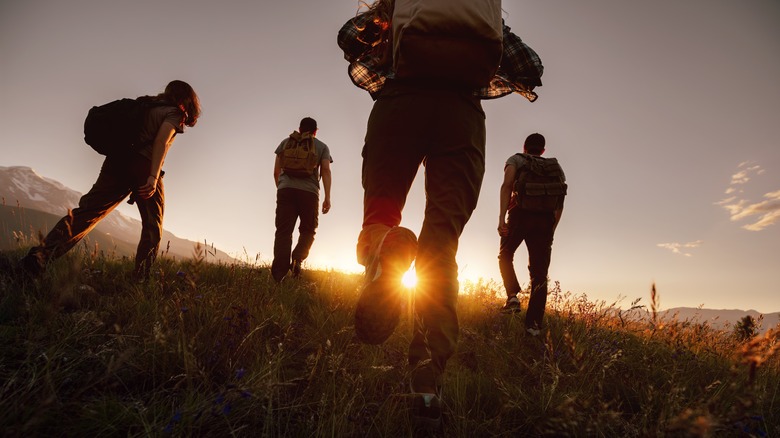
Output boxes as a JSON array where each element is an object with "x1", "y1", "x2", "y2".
[{"x1": 337, "y1": 12, "x2": 543, "y2": 101}]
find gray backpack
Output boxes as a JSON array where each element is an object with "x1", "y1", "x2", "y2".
[
  {"x1": 392, "y1": 0, "x2": 503, "y2": 88},
  {"x1": 513, "y1": 153, "x2": 567, "y2": 212}
]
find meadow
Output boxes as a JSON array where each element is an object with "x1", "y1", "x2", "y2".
[{"x1": 0, "y1": 243, "x2": 777, "y2": 437}]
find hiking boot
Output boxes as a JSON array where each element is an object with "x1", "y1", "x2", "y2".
[
  {"x1": 292, "y1": 259, "x2": 302, "y2": 277},
  {"x1": 500, "y1": 295, "x2": 520, "y2": 314},
  {"x1": 19, "y1": 251, "x2": 45, "y2": 278},
  {"x1": 354, "y1": 226, "x2": 417, "y2": 345},
  {"x1": 409, "y1": 363, "x2": 442, "y2": 433},
  {"x1": 525, "y1": 327, "x2": 542, "y2": 337},
  {"x1": 411, "y1": 392, "x2": 442, "y2": 433}
]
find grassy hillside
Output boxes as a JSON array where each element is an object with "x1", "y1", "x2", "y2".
[
  {"x1": 0, "y1": 205, "x2": 234, "y2": 264},
  {"x1": 0, "y1": 247, "x2": 778, "y2": 437}
]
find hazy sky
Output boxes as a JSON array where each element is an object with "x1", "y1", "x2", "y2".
[{"x1": 2, "y1": 1, "x2": 778, "y2": 313}]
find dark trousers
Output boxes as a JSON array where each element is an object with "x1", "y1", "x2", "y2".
[
  {"x1": 359, "y1": 83, "x2": 486, "y2": 385},
  {"x1": 498, "y1": 208, "x2": 556, "y2": 329},
  {"x1": 271, "y1": 188, "x2": 319, "y2": 281},
  {"x1": 26, "y1": 154, "x2": 164, "y2": 277}
]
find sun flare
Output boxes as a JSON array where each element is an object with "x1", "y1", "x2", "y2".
[{"x1": 401, "y1": 267, "x2": 417, "y2": 288}]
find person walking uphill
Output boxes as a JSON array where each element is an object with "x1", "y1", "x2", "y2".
[
  {"x1": 271, "y1": 117, "x2": 332, "y2": 282},
  {"x1": 338, "y1": 0, "x2": 543, "y2": 431},
  {"x1": 498, "y1": 133, "x2": 566, "y2": 334},
  {"x1": 21, "y1": 80, "x2": 201, "y2": 280}
]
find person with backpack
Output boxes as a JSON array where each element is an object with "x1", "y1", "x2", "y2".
[
  {"x1": 21, "y1": 80, "x2": 201, "y2": 280},
  {"x1": 497, "y1": 133, "x2": 566, "y2": 333},
  {"x1": 271, "y1": 117, "x2": 333, "y2": 282},
  {"x1": 338, "y1": 0, "x2": 543, "y2": 430}
]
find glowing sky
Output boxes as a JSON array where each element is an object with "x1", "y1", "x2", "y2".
[{"x1": 2, "y1": 0, "x2": 778, "y2": 312}]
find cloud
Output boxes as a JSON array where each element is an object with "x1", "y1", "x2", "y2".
[
  {"x1": 743, "y1": 210, "x2": 780, "y2": 232},
  {"x1": 716, "y1": 163, "x2": 780, "y2": 231},
  {"x1": 731, "y1": 191, "x2": 780, "y2": 231},
  {"x1": 657, "y1": 240, "x2": 703, "y2": 257},
  {"x1": 730, "y1": 163, "x2": 763, "y2": 185}
]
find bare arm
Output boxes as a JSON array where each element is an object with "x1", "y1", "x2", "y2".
[
  {"x1": 320, "y1": 159, "x2": 332, "y2": 214},
  {"x1": 498, "y1": 164, "x2": 516, "y2": 236},
  {"x1": 137, "y1": 121, "x2": 177, "y2": 199},
  {"x1": 273, "y1": 154, "x2": 282, "y2": 187}
]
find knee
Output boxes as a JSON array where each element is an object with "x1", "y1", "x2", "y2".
[
  {"x1": 142, "y1": 225, "x2": 162, "y2": 243},
  {"x1": 498, "y1": 251, "x2": 513, "y2": 263}
]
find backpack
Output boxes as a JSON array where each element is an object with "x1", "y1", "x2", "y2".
[
  {"x1": 392, "y1": 0, "x2": 503, "y2": 88},
  {"x1": 83, "y1": 98, "x2": 168, "y2": 156},
  {"x1": 279, "y1": 132, "x2": 319, "y2": 178},
  {"x1": 513, "y1": 153, "x2": 567, "y2": 212}
]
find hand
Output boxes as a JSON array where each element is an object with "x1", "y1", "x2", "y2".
[
  {"x1": 322, "y1": 198, "x2": 331, "y2": 214},
  {"x1": 497, "y1": 221, "x2": 509, "y2": 237},
  {"x1": 137, "y1": 176, "x2": 158, "y2": 199}
]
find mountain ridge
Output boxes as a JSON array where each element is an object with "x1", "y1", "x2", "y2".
[
  {"x1": 1, "y1": 165, "x2": 234, "y2": 263},
  {"x1": 2, "y1": 166, "x2": 777, "y2": 328},
  {"x1": 658, "y1": 307, "x2": 779, "y2": 335}
]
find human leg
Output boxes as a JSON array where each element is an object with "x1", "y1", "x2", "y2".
[
  {"x1": 357, "y1": 93, "x2": 426, "y2": 266},
  {"x1": 290, "y1": 190, "x2": 319, "y2": 264},
  {"x1": 524, "y1": 214, "x2": 555, "y2": 330},
  {"x1": 411, "y1": 90, "x2": 486, "y2": 391},
  {"x1": 354, "y1": 92, "x2": 426, "y2": 343},
  {"x1": 498, "y1": 209, "x2": 526, "y2": 298},
  {"x1": 23, "y1": 157, "x2": 131, "y2": 273},
  {"x1": 272, "y1": 188, "x2": 298, "y2": 282},
  {"x1": 134, "y1": 176, "x2": 165, "y2": 279},
  {"x1": 404, "y1": 92, "x2": 484, "y2": 434}
]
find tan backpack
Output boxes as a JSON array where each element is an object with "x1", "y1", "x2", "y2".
[{"x1": 280, "y1": 132, "x2": 319, "y2": 178}]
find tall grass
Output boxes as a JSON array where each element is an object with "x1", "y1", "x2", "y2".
[{"x1": 0, "y1": 246, "x2": 777, "y2": 437}]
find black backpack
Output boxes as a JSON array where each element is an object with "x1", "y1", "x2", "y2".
[
  {"x1": 513, "y1": 153, "x2": 567, "y2": 212},
  {"x1": 83, "y1": 98, "x2": 168, "y2": 156}
]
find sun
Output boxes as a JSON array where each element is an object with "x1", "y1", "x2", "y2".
[{"x1": 401, "y1": 267, "x2": 418, "y2": 288}]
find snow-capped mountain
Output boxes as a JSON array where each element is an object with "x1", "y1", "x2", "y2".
[
  {"x1": 0, "y1": 165, "x2": 234, "y2": 262},
  {"x1": 1, "y1": 166, "x2": 139, "y2": 243}
]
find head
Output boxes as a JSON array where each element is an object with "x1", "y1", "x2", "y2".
[
  {"x1": 299, "y1": 117, "x2": 318, "y2": 135},
  {"x1": 366, "y1": 0, "x2": 394, "y2": 24},
  {"x1": 358, "y1": 0, "x2": 394, "y2": 64},
  {"x1": 161, "y1": 80, "x2": 201, "y2": 127},
  {"x1": 523, "y1": 133, "x2": 546, "y2": 155}
]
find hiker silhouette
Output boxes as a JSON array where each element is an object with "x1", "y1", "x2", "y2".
[
  {"x1": 497, "y1": 133, "x2": 567, "y2": 333},
  {"x1": 270, "y1": 117, "x2": 333, "y2": 283},
  {"x1": 338, "y1": 0, "x2": 544, "y2": 431},
  {"x1": 21, "y1": 80, "x2": 201, "y2": 281}
]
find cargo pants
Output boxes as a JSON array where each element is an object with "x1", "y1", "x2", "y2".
[
  {"x1": 357, "y1": 81, "x2": 486, "y2": 390},
  {"x1": 498, "y1": 208, "x2": 555, "y2": 329},
  {"x1": 24, "y1": 153, "x2": 164, "y2": 278},
  {"x1": 271, "y1": 187, "x2": 319, "y2": 282}
]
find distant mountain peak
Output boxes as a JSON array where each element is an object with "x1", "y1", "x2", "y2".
[{"x1": 0, "y1": 166, "x2": 235, "y2": 263}]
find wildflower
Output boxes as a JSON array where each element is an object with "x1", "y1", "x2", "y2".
[{"x1": 162, "y1": 410, "x2": 182, "y2": 433}]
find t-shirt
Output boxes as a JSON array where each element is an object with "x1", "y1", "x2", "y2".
[
  {"x1": 275, "y1": 137, "x2": 333, "y2": 196},
  {"x1": 137, "y1": 105, "x2": 185, "y2": 160}
]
